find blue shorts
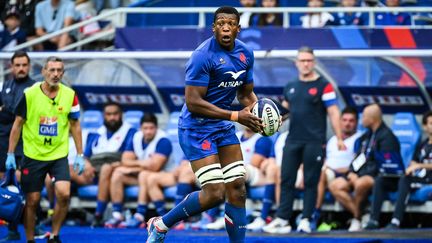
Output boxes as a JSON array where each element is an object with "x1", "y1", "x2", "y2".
[{"x1": 179, "y1": 126, "x2": 240, "y2": 161}]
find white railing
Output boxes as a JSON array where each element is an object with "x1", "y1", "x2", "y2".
[
  {"x1": 2, "y1": 49, "x2": 432, "y2": 59},
  {"x1": 9, "y1": 6, "x2": 432, "y2": 52}
]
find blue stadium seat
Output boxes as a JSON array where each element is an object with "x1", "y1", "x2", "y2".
[
  {"x1": 124, "y1": 185, "x2": 177, "y2": 201},
  {"x1": 166, "y1": 112, "x2": 180, "y2": 143},
  {"x1": 248, "y1": 186, "x2": 265, "y2": 200},
  {"x1": 388, "y1": 185, "x2": 432, "y2": 203},
  {"x1": 391, "y1": 112, "x2": 421, "y2": 167},
  {"x1": 78, "y1": 185, "x2": 98, "y2": 199},
  {"x1": 81, "y1": 110, "x2": 103, "y2": 130},
  {"x1": 124, "y1": 110, "x2": 144, "y2": 130},
  {"x1": 125, "y1": 186, "x2": 139, "y2": 200}
]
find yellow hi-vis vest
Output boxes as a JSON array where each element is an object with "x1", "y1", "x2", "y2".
[{"x1": 23, "y1": 82, "x2": 75, "y2": 161}]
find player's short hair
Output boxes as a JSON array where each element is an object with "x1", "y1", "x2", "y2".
[
  {"x1": 342, "y1": 106, "x2": 358, "y2": 121},
  {"x1": 298, "y1": 46, "x2": 314, "y2": 55},
  {"x1": 44, "y1": 56, "x2": 63, "y2": 69},
  {"x1": 422, "y1": 110, "x2": 432, "y2": 125},
  {"x1": 103, "y1": 101, "x2": 123, "y2": 113},
  {"x1": 11, "y1": 51, "x2": 30, "y2": 64},
  {"x1": 140, "y1": 113, "x2": 158, "y2": 126},
  {"x1": 213, "y1": 6, "x2": 240, "y2": 24}
]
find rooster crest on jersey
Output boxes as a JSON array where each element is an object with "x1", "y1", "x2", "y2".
[{"x1": 251, "y1": 98, "x2": 281, "y2": 136}]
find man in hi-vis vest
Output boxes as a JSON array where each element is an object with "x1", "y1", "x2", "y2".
[{"x1": 6, "y1": 56, "x2": 84, "y2": 243}]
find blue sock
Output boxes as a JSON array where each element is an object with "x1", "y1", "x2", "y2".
[
  {"x1": 112, "y1": 203, "x2": 123, "y2": 213},
  {"x1": 137, "y1": 204, "x2": 147, "y2": 217},
  {"x1": 162, "y1": 191, "x2": 201, "y2": 228},
  {"x1": 207, "y1": 206, "x2": 220, "y2": 219},
  {"x1": 96, "y1": 201, "x2": 108, "y2": 216},
  {"x1": 225, "y1": 202, "x2": 246, "y2": 243},
  {"x1": 175, "y1": 183, "x2": 193, "y2": 205},
  {"x1": 312, "y1": 208, "x2": 321, "y2": 221},
  {"x1": 261, "y1": 184, "x2": 275, "y2": 220},
  {"x1": 154, "y1": 200, "x2": 166, "y2": 216}
]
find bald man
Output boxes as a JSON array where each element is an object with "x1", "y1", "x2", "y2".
[{"x1": 329, "y1": 104, "x2": 400, "y2": 231}]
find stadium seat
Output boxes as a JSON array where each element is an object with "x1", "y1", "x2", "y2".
[
  {"x1": 166, "y1": 112, "x2": 180, "y2": 143},
  {"x1": 391, "y1": 112, "x2": 421, "y2": 168},
  {"x1": 77, "y1": 185, "x2": 98, "y2": 199},
  {"x1": 388, "y1": 185, "x2": 432, "y2": 203},
  {"x1": 81, "y1": 110, "x2": 103, "y2": 130},
  {"x1": 124, "y1": 110, "x2": 144, "y2": 129},
  {"x1": 125, "y1": 186, "x2": 139, "y2": 200},
  {"x1": 124, "y1": 185, "x2": 177, "y2": 201},
  {"x1": 248, "y1": 186, "x2": 265, "y2": 200},
  {"x1": 357, "y1": 113, "x2": 367, "y2": 134}
]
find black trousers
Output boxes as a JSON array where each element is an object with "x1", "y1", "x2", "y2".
[
  {"x1": 370, "y1": 175, "x2": 431, "y2": 223},
  {"x1": 276, "y1": 141, "x2": 325, "y2": 220}
]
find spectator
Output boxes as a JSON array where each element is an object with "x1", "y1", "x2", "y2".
[
  {"x1": 263, "y1": 46, "x2": 345, "y2": 234},
  {"x1": 361, "y1": 0, "x2": 385, "y2": 7},
  {"x1": 250, "y1": 0, "x2": 283, "y2": 27},
  {"x1": 2, "y1": 0, "x2": 41, "y2": 50},
  {"x1": 331, "y1": 0, "x2": 368, "y2": 26},
  {"x1": 0, "y1": 11, "x2": 27, "y2": 51},
  {"x1": 92, "y1": 0, "x2": 121, "y2": 14},
  {"x1": 364, "y1": 112, "x2": 432, "y2": 230},
  {"x1": 375, "y1": 0, "x2": 412, "y2": 26},
  {"x1": 238, "y1": 0, "x2": 257, "y2": 28},
  {"x1": 34, "y1": 0, "x2": 75, "y2": 50},
  {"x1": 105, "y1": 113, "x2": 175, "y2": 228},
  {"x1": 300, "y1": 0, "x2": 334, "y2": 28},
  {"x1": 81, "y1": 102, "x2": 136, "y2": 227},
  {"x1": 329, "y1": 104, "x2": 395, "y2": 231},
  {"x1": 75, "y1": 0, "x2": 100, "y2": 36}
]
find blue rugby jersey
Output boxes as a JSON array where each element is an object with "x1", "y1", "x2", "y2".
[{"x1": 179, "y1": 36, "x2": 254, "y2": 131}]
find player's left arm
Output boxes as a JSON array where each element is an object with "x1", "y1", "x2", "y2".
[
  {"x1": 323, "y1": 82, "x2": 345, "y2": 150},
  {"x1": 69, "y1": 94, "x2": 83, "y2": 154},
  {"x1": 69, "y1": 119, "x2": 83, "y2": 155},
  {"x1": 237, "y1": 83, "x2": 258, "y2": 108}
]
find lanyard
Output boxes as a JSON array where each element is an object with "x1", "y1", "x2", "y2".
[{"x1": 362, "y1": 132, "x2": 375, "y2": 158}]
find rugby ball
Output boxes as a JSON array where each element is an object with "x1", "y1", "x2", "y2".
[{"x1": 251, "y1": 98, "x2": 281, "y2": 136}]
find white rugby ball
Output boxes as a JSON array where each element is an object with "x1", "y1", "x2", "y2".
[{"x1": 251, "y1": 98, "x2": 281, "y2": 136}]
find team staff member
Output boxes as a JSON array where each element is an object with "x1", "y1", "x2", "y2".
[
  {"x1": 264, "y1": 46, "x2": 345, "y2": 234},
  {"x1": 0, "y1": 51, "x2": 38, "y2": 241},
  {"x1": 6, "y1": 56, "x2": 85, "y2": 243}
]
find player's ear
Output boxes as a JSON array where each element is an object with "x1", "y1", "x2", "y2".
[{"x1": 212, "y1": 23, "x2": 215, "y2": 33}]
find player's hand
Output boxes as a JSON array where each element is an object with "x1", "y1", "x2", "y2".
[
  {"x1": 337, "y1": 139, "x2": 347, "y2": 151},
  {"x1": 74, "y1": 154, "x2": 85, "y2": 175},
  {"x1": 238, "y1": 106, "x2": 263, "y2": 133},
  {"x1": 405, "y1": 162, "x2": 420, "y2": 175},
  {"x1": 5, "y1": 153, "x2": 16, "y2": 170}
]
